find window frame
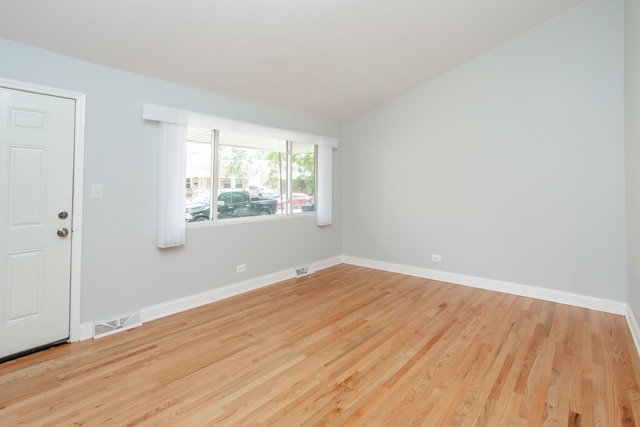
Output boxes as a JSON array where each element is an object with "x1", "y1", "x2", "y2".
[
  {"x1": 191, "y1": 132, "x2": 318, "y2": 225},
  {"x1": 143, "y1": 104, "x2": 337, "y2": 234}
]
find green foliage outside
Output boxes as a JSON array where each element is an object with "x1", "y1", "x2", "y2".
[
  {"x1": 265, "y1": 152, "x2": 285, "y2": 195},
  {"x1": 219, "y1": 146, "x2": 256, "y2": 181},
  {"x1": 219, "y1": 146, "x2": 315, "y2": 195},
  {"x1": 293, "y1": 152, "x2": 315, "y2": 194}
]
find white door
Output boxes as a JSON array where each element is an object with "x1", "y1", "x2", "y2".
[{"x1": 0, "y1": 87, "x2": 76, "y2": 360}]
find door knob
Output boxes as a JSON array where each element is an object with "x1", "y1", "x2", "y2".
[{"x1": 57, "y1": 228, "x2": 69, "y2": 237}]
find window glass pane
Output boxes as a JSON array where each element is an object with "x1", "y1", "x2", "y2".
[
  {"x1": 263, "y1": 150, "x2": 287, "y2": 215},
  {"x1": 216, "y1": 132, "x2": 286, "y2": 219},
  {"x1": 185, "y1": 126, "x2": 317, "y2": 223},
  {"x1": 291, "y1": 142, "x2": 316, "y2": 213}
]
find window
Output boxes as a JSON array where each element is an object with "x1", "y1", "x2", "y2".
[
  {"x1": 184, "y1": 126, "x2": 317, "y2": 223},
  {"x1": 143, "y1": 104, "x2": 337, "y2": 247}
]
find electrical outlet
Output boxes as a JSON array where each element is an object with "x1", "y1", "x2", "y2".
[
  {"x1": 236, "y1": 264, "x2": 246, "y2": 273},
  {"x1": 432, "y1": 254, "x2": 442, "y2": 262}
]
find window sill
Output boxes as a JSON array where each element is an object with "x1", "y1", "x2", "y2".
[{"x1": 186, "y1": 211, "x2": 316, "y2": 228}]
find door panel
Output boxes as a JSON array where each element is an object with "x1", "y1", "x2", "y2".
[
  {"x1": 7, "y1": 250, "x2": 43, "y2": 322},
  {"x1": 0, "y1": 87, "x2": 75, "y2": 359},
  {"x1": 9, "y1": 147, "x2": 45, "y2": 226}
]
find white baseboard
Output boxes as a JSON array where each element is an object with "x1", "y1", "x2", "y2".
[
  {"x1": 78, "y1": 322, "x2": 94, "y2": 341},
  {"x1": 342, "y1": 256, "x2": 627, "y2": 315},
  {"x1": 76, "y1": 257, "x2": 342, "y2": 340},
  {"x1": 343, "y1": 256, "x2": 640, "y2": 358},
  {"x1": 627, "y1": 306, "x2": 640, "y2": 357},
  {"x1": 141, "y1": 256, "x2": 343, "y2": 324},
  {"x1": 140, "y1": 269, "x2": 293, "y2": 323},
  {"x1": 76, "y1": 254, "x2": 638, "y2": 358},
  {"x1": 312, "y1": 255, "x2": 343, "y2": 272}
]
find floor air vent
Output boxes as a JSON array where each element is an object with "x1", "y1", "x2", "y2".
[
  {"x1": 93, "y1": 313, "x2": 142, "y2": 339},
  {"x1": 295, "y1": 266, "x2": 312, "y2": 277}
]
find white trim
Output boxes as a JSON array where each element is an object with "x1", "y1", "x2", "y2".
[
  {"x1": 312, "y1": 256, "x2": 343, "y2": 272},
  {"x1": 69, "y1": 93, "x2": 85, "y2": 342},
  {"x1": 143, "y1": 103, "x2": 339, "y2": 148},
  {"x1": 342, "y1": 256, "x2": 627, "y2": 315},
  {"x1": 627, "y1": 306, "x2": 640, "y2": 358},
  {"x1": 140, "y1": 257, "x2": 343, "y2": 323},
  {"x1": 141, "y1": 269, "x2": 294, "y2": 323},
  {"x1": 76, "y1": 254, "x2": 638, "y2": 356},
  {"x1": 78, "y1": 323, "x2": 93, "y2": 341},
  {"x1": 0, "y1": 77, "x2": 85, "y2": 343},
  {"x1": 78, "y1": 256, "x2": 343, "y2": 337}
]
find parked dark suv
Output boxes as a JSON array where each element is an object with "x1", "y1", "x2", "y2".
[{"x1": 185, "y1": 190, "x2": 277, "y2": 222}]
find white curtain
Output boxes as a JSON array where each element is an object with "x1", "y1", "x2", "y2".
[
  {"x1": 316, "y1": 145, "x2": 333, "y2": 226},
  {"x1": 157, "y1": 122, "x2": 187, "y2": 248}
]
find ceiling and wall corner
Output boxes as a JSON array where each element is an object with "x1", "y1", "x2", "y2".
[
  {"x1": 342, "y1": 0, "x2": 626, "y2": 302},
  {"x1": 0, "y1": 0, "x2": 584, "y2": 122}
]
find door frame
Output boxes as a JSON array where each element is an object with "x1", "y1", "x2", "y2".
[{"x1": 0, "y1": 77, "x2": 85, "y2": 342}]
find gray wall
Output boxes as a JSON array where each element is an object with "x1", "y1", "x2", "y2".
[
  {"x1": 342, "y1": 0, "x2": 627, "y2": 301},
  {"x1": 626, "y1": 0, "x2": 640, "y2": 319},
  {"x1": 0, "y1": 38, "x2": 342, "y2": 323},
  {"x1": 0, "y1": 0, "x2": 632, "y2": 326}
]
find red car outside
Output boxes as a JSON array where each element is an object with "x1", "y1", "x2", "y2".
[{"x1": 277, "y1": 193, "x2": 314, "y2": 209}]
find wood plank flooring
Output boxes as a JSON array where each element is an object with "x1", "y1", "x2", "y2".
[{"x1": 1, "y1": 264, "x2": 640, "y2": 426}]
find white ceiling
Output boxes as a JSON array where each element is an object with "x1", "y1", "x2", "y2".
[{"x1": 0, "y1": 0, "x2": 584, "y2": 121}]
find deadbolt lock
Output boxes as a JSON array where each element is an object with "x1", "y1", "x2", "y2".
[{"x1": 58, "y1": 211, "x2": 68, "y2": 219}]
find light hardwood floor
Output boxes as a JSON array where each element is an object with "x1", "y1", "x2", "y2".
[{"x1": 2, "y1": 264, "x2": 640, "y2": 426}]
